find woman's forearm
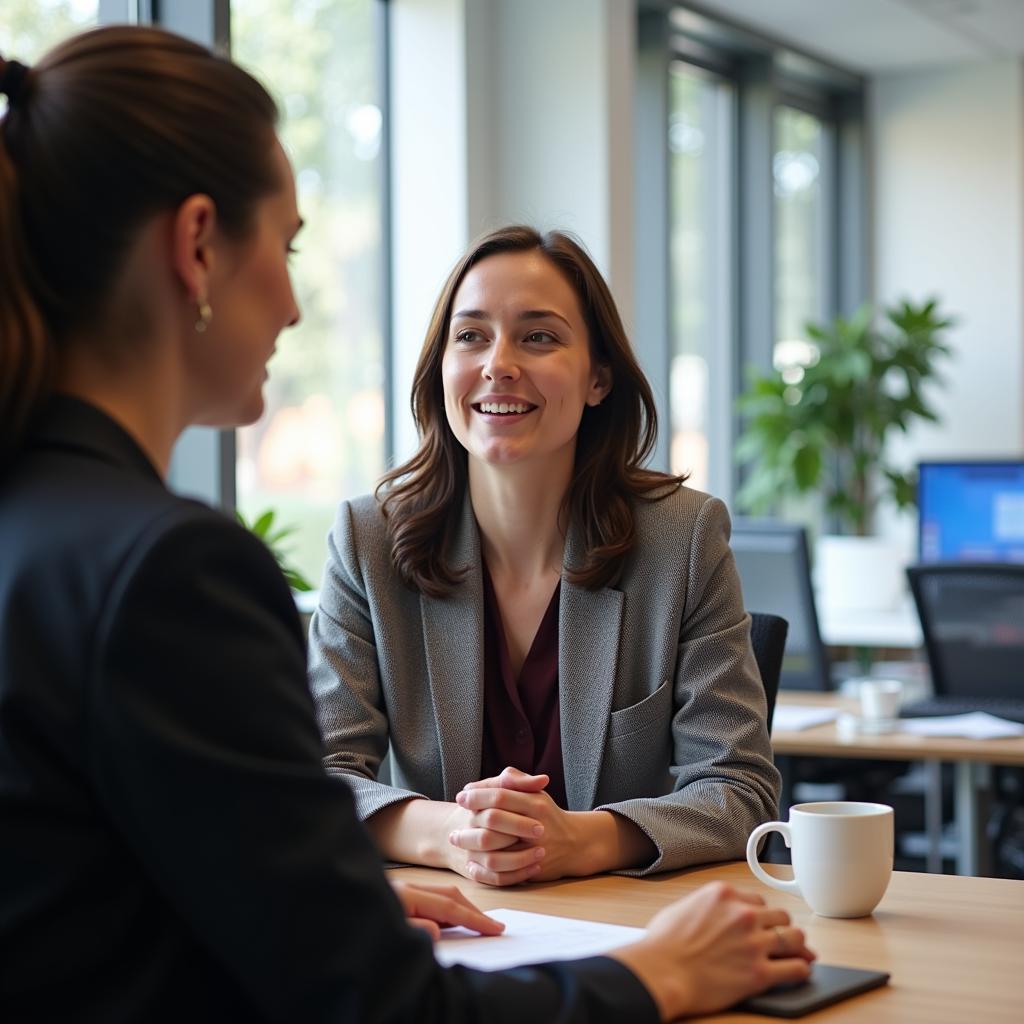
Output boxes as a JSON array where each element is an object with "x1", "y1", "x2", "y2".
[
  {"x1": 365, "y1": 797, "x2": 465, "y2": 868},
  {"x1": 569, "y1": 810, "x2": 657, "y2": 876}
]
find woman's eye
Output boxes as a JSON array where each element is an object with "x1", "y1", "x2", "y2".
[
  {"x1": 454, "y1": 329, "x2": 485, "y2": 344},
  {"x1": 525, "y1": 331, "x2": 556, "y2": 344}
]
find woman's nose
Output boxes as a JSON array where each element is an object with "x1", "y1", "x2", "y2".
[{"x1": 482, "y1": 336, "x2": 519, "y2": 381}]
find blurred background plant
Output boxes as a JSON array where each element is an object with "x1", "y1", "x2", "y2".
[
  {"x1": 735, "y1": 298, "x2": 955, "y2": 536},
  {"x1": 236, "y1": 509, "x2": 314, "y2": 592}
]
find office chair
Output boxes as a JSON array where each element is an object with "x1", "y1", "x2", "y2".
[
  {"x1": 906, "y1": 564, "x2": 1024, "y2": 713},
  {"x1": 731, "y1": 519, "x2": 831, "y2": 691},
  {"x1": 905, "y1": 564, "x2": 1024, "y2": 876},
  {"x1": 749, "y1": 612, "x2": 787, "y2": 733}
]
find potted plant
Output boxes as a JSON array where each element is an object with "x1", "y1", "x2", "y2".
[
  {"x1": 734, "y1": 298, "x2": 954, "y2": 612},
  {"x1": 236, "y1": 508, "x2": 314, "y2": 593}
]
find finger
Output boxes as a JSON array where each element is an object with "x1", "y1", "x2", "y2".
[
  {"x1": 410, "y1": 891, "x2": 507, "y2": 936},
  {"x1": 448, "y1": 827, "x2": 523, "y2": 852},
  {"x1": 407, "y1": 917, "x2": 441, "y2": 942},
  {"x1": 457, "y1": 787, "x2": 537, "y2": 814},
  {"x1": 759, "y1": 957, "x2": 815, "y2": 990},
  {"x1": 465, "y1": 858, "x2": 544, "y2": 888},
  {"x1": 731, "y1": 888, "x2": 767, "y2": 907},
  {"x1": 463, "y1": 769, "x2": 549, "y2": 793},
  {"x1": 469, "y1": 807, "x2": 545, "y2": 840},
  {"x1": 467, "y1": 845, "x2": 546, "y2": 875},
  {"x1": 754, "y1": 907, "x2": 792, "y2": 930},
  {"x1": 761, "y1": 925, "x2": 815, "y2": 961}
]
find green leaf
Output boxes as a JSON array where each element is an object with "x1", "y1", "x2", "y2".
[{"x1": 735, "y1": 296, "x2": 954, "y2": 532}]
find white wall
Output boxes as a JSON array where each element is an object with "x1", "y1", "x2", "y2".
[
  {"x1": 388, "y1": 0, "x2": 638, "y2": 460},
  {"x1": 871, "y1": 60, "x2": 1024, "y2": 469}
]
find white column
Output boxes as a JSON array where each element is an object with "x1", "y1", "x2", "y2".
[{"x1": 388, "y1": 0, "x2": 639, "y2": 460}]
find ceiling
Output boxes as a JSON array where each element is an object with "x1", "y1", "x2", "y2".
[{"x1": 684, "y1": 0, "x2": 1024, "y2": 73}]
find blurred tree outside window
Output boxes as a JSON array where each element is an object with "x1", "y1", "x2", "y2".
[
  {"x1": 0, "y1": 0, "x2": 96, "y2": 103},
  {"x1": 232, "y1": 0, "x2": 386, "y2": 590}
]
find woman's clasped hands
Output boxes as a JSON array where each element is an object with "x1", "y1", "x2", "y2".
[{"x1": 446, "y1": 766, "x2": 584, "y2": 886}]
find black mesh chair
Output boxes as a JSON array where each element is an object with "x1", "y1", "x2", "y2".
[
  {"x1": 906, "y1": 564, "x2": 1024, "y2": 877},
  {"x1": 907, "y1": 564, "x2": 1024, "y2": 711},
  {"x1": 749, "y1": 612, "x2": 788, "y2": 732}
]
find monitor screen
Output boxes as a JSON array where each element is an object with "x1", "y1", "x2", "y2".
[{"x1": 918, "y1": 461, "x2": 1024, "y2": 563}]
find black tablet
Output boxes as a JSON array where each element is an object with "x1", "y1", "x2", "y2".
[{"x1": 736, "y1": 963, "x2": 890, "y2": 1018}]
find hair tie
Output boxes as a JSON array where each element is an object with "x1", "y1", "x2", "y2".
[{"x1": 0, "y1": 60, "x2": 31, "y2": 107}]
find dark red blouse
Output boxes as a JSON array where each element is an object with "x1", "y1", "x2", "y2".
[{"x1": 479, "y1": 564, "x2": 568, "y2": 809}]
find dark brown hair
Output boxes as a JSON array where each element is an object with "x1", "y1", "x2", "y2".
[
  {"x1": 377, "y1": 225, "x2": 686, "y2": 596},
  {"x1": 0, "y1": 26, "x2": 280, "y2": 460}
]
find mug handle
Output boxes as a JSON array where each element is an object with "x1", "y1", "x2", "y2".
[{"x1": 746, "y1": 821, "x2": 801, "y2": 896}]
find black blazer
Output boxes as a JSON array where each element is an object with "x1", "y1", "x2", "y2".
[{"x1": 0, "y1": 397, "x2": 655, "y2": 1024}]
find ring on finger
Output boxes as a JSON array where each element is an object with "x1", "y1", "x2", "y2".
[{"x1": 772, "y1": 925, "x2": 786, "y2": 955}]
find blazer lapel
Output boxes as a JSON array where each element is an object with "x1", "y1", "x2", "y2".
[
  {"x1": 559, "y1": 523, "x2": 624, "y2": 811},
  {"x1": 420, "y1": 495, "x2": 485, "y2": 799}
]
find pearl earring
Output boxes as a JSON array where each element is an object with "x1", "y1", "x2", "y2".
[{"x1": 195, "y1": 298, "x2": 213, "y2": 333}]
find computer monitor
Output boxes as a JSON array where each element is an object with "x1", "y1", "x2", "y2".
[
  {"x1": 917, "y1": 460, "x2": 1024, "y2": 563},
  {"x1": 730, "y1": 519, "x2": 831, "y2": 691}
]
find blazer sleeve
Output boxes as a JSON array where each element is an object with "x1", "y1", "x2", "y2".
[
  {"x1": 307, "y1": 499, "x2": 428, "y2": 819},
  {"x1": 595, "y1": 496, "x2": 781, "y2": 875},
  {"x1": 88, "y1": 510, "x2": 657, "y2": 1024}
]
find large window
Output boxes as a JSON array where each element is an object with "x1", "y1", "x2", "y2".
[
  {"x1": 0, "y1": 0, "x2": 96, "y2": 82},
  {"x1": 232, "y1": 0, "x2": 386, "y2": 588},
  {"x1": 661, "y1": 7, "x2": 863, "y2": 508},
  {"x1": 773, "y1": 105, "x2": 828, "y2": 374},
  {"x1": 667, "y1": 63, "x2": 734, "y2": 495}
]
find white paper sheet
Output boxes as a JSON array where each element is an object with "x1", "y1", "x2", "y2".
[
  {"x1": 772, "y1": 705, "x2": 840, "y2": 733},
  {"x1": 434, "y1": 908, "x2": 644, "y2": 971},
  {"x1": 897, "y1": 712, "x2": 1024, "y2": 740}
]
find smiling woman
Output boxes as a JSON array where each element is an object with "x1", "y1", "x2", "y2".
[{"x1": 308, "y1": 224, "x2": 782, "y2": 889}]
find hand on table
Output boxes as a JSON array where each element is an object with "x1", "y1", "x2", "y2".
[
  {"x1": 449, "y1": 766, "x2": 578, "y2": 886},
  {"x1": 610, "y1": 881, "x2": 816, "y2": 1022},
  {"x1": 390, "y1": 880, "x2": 505, "y2": 942}
]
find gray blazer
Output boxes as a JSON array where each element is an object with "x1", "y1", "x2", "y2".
[{"x1": 308, "y1": 485, "x2": 780, "y2": 875}]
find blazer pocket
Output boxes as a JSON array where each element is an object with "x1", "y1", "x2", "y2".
[{"x1": 607, "y1": 679, "x2": 672, "y2": 739}]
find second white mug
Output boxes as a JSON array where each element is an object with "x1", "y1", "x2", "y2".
[{"x1": 746, "y1": 801, "x2": 894, "y2": 918}]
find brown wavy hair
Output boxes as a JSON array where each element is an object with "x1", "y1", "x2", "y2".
[
  {"x1": 377, "y1": 225, "x2": 686, "y2": 596},
  {"x1": 0, "y1": 27, "x2": 279, "y2": 463}
]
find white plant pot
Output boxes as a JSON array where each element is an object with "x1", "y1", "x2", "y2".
[{"x1": 815, "y1": 535, "x2": 906, "y2": 613}]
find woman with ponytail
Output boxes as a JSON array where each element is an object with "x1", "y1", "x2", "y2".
[{"x1": 0, "y1": 29, "x2": 812, "y2": 1024}]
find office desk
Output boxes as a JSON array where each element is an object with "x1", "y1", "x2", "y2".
[
  {"x1": 390, "y1": 861, "x2": 1023, "y2": 1023},
  {"x1": 772, "y1": 691, "x2": 1024, "y2": 875}
]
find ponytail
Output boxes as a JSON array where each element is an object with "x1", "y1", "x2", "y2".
[
  {"x1": 0, "y1": 30, "x2": 279, "y2": 463},
  {"x1": 0, "y1": 58, "x2": 51, "y2": 461}
]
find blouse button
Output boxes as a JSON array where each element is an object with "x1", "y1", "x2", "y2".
[{"x1": 515, "y1": 728, "x2": 529, "y2": 745}]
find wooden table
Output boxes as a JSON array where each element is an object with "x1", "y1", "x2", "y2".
[
  {"x1": 391, "y1": 861, "x2": 1024, "y2": 1023},
  {"x1": 772, "y1": 691, "x2": 1024, "y2": 875}
]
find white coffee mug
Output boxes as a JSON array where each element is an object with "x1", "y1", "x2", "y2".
[
  {"x1": 859, "y1": 679, "x2": 903, "y2": 724},
  {"x1": 746, "y1": 802, "x2": 894, "y2": 918}
]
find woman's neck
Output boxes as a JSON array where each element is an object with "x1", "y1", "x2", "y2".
[
  {"x1": 469, "y1": 449, "x2": 575, "y2": 582},
  {"x1": 55, "y1": 334, "x2": 188, "y2": 478}
]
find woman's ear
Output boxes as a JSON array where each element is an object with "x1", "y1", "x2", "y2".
[
  {"x1": 587, "y1": 363, "x2": 613, "y2": 406},
  {"x1": 170, "y1": 194, "x2": 218, "y2": 304}
]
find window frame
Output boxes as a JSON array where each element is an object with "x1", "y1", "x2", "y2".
[
  {"x1": 639, "y1": 3, "x2": 867, "y2": 504},
  {"x1": 162, "y1": 0, "x2": 394, "y2": 519}
]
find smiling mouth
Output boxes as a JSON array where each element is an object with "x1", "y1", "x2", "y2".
[{"x1": 472, "y1": 401, "x2": 537, "y2": 415}]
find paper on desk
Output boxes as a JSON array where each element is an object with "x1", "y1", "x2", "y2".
[
  {"x1": 898, "y1": 712, "x2": 1024, "y2": 740},
  {"x1": 772, "y1": 705, "x2": 840, "y2": 733},
  {"x1": 434, "y1": 908, "x2": 643, "y2": 971}
]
